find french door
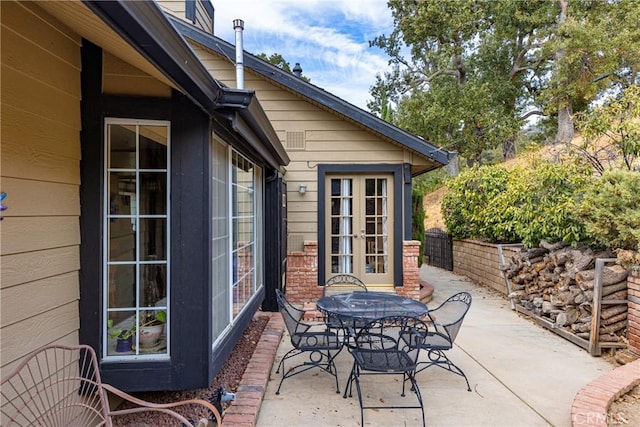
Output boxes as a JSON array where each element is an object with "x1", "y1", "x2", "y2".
[{"x1": 326, "y1": 175, "x2": 394, "y2": 284}]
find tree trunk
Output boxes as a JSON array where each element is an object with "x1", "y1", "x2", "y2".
[
  {"x1": 553, "y1": 0, "x2": 574, "y2": 145},
  {"x1": 445, "y1": 153, "x2": 460, "y2": 176},
  {"x1": 556, "y1": 103, "x2": 574, "y2": 144}
]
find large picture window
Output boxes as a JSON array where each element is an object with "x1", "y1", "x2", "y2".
[
  {"x1": 103, "y1": 119, "x2": 170, "y2": 359},
  {"x1": 211, "y1": 145, "x2": 263, "y2": 343}
]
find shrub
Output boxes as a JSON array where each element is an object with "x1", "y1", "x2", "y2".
[
  {"x1": 577, "y1": 170, "x2": 640, "y2": 250},
  {"x1": 511, "y1": 159, "x2": 591, "y2": 247},
  {"x1": 441, "y1": 165, "x2": 512, "y2": 241},
  {"x1": 412, "y1": 191, "x2": 425, "y2": 265},
  {"x1": 441, "y1": 159, "x2": 591, "y2": 247}
]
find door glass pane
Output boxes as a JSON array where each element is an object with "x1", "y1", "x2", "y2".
[
  {"x1": 329, "y1": 178, "x2": 353, "y2": 274},
  {"x1": 364, "y1": 178, "x2": 388, "y2": 274}
]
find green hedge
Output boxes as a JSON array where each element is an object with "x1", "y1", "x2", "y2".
[
  {"x1": 441, "y1": 160, "x2": 592, "y2": 247},
  {"x1": 578, "y1": 170, "x2": 640, "y2": 251}
]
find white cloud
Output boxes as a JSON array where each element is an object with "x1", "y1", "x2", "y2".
[{"x1": 211, "y1": 0, "x2": 394, "y2": 110}]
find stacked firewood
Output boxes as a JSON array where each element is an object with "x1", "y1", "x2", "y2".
[{"x1": 504, "y1": 241, "x2": 628, "y2": 344}]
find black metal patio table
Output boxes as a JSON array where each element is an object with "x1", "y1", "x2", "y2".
[{"x1": 316, "y1": 291, "x2": 428, "y2": 327}]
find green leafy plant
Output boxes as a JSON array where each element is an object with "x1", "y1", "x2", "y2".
[
  {"x1": 107, "y1": 310, "x2": 166, "y2": 340},
  {"x1": 107, "y1": 319, "x2": 133, "y2": 340},
  {"x1": 441, "y1": 158, "x2": 591, "y2": 247},
  {"x1": 577, "y1": 170, "x2": 640, "y2": 251}
]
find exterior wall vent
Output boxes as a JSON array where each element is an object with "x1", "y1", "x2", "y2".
[{"x1": 286, "y1": 131, "x2": 305, "y2": 150}]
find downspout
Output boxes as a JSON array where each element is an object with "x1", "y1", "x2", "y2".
[{"x1": 233, "y1": 19, "x2": 244, "y2": 89}]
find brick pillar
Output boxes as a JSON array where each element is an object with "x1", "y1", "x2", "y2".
[
  {"x1": 285, "y1": 241, "x2": 321, "y2": 304},
  {"x1": 397, "y1": 240, "x2": 421, "y2": 301},
  {"x1": 627, "y1": 268, "x2": 640, "y2": 356}
]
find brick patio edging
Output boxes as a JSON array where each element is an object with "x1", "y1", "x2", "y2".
[
  {"x1": 571, "y1": 359, "x2": 640, "y2": 427},
  {"x1": 222, "y1": 313, "x2": 284, "y2": 427}
]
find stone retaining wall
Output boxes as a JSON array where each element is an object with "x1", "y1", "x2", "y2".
[
  {"x1": 452, "y1": 239, "x2": 521, "y2": 295},
  {"x1": 453, "y1": 239, "x2": 640, "y2": 357}
]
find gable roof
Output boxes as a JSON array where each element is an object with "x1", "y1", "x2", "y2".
[{"x1": 168, "y1": 17, "x2": 453, "y2": 172}]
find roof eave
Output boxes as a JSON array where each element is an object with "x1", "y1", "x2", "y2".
[
  {"x1": 82, "y1": 0, "x2": 288, "y2": 168},
  {"x1": 169, "y1": 16, "x2": 452, "y2": 167}
]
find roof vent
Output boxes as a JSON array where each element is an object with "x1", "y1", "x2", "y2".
[
  {"x1": 233, "y1": 19, "x2": 244, "y2": 89},
  {"x1": 292, "y1": 63, "x2": 302, "y2": 78}
]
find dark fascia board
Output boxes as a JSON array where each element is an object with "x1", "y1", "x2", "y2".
[
  {"x1": 82, "y1": 0, "x2": 288, "y2": 168},
  {"x1": 169, "y1": 16, "x2": 453, "y2": 167}
]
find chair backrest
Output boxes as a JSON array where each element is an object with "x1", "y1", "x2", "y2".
[
  {"x1": 1, "y1": 345, "x2": 222, "y2": 427},
  {"x1": 352, "y1": 316, "x2": 428, "y2": 371},
  {"x1": 275, "y1": 289, "x2": 311, "y2": 346},
  {"x1": 323, "y1": 274, "x2": 368, "y2": 296},
  {"x1": 1, "y1": 344, "x2": 110, "y2": 426},
  {"x1": 427, "y1": 291, "x2": 472, "y2": 344}
]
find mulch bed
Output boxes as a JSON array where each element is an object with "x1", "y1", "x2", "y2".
[{"x1": 111, "y1": 314, "x2": 270, "y2": 426}]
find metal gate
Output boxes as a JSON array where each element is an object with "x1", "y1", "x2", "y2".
[{"x1": 424, "y1": 228, "x2": 453, "y2": 271}]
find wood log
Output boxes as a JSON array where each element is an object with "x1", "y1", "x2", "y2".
[
  {"x1": 602, "y1": 281, "x2": 627, "y2": 297},
  {"x1": 576, "y1": 265, "x2": 627, "y2": 287},
  {"x1": 556, "y1": 309, "x2": 579, "y2": 327},
  {"x1": 578, "y1": 280, "x2": 594, "y2": 291},
  {"x1": 575, "y1": 269, "x2": 595, "y2": 284},
  {"x1": 571, "y1": 322, "x2": 591, "y2": 333},
  {"x1": 540, "y1": 240, "x2": 567, "y2": 252},
  {"x1": 551, "y1": 250, "x2": 571, "y2": 266},
  {"x1": 599, "y1": 334, "x2": 622, "y2": 342},
  {"x1": 526, "y1": 247, "x2": 549, "y2": 258},
  {"x1": 606, "y1": 289, "x2": 627, "y2": 301},
  {"x1": 576, "y1": 332, "x2": 590, "y2": 339},
  {"x1": 602, "y1": 312, "x2": 627, "y2": 326},
  {"x1": 600, "y1": 320, "x2": 627, "y2": 335},
  {"x1": 600, "y1": 304, "x2": 627, "y2": 320}
]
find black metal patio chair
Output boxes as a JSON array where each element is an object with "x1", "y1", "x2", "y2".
[
  {"x1": 416, "y1": 291, "x2": 473, "y2": 391},
  {"x1": 274, "y1": 289, "x2": 344, "y2": 395},
  {"x1": 323, "y1": 273, "x2": 368, "y2": 296},
  {"x1": 344, "y1": 315, "x2": 428, "y2": 427}
]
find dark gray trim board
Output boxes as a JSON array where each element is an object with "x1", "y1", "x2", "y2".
[{"x1": 83, "y1": 0, "x2": 289, "y2": 170}]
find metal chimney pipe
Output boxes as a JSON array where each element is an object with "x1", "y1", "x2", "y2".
[{"x1": 233, "y1": 19, "x2": 245, "y2": 89}]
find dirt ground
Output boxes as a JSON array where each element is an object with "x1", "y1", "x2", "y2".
[{"x1": 608, "y1": 384, "x2": 640, "y2": 426}]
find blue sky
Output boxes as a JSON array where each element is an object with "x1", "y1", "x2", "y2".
[{"x1": 212, "y1": 0, "x2": 396, "y2": 110}]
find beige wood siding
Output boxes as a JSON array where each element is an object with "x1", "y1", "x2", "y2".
[
  {"x1": 103, "y1": 52, "x2": 172, "y2": 97},
  {"x1": 159, "y1": 1, "x2": 213, "y2": 34},
  {"x1": 158, "y1": 0, "x2": 188, "y2": 21},
  {"x1": 190, "y1": 44, "x2": 409, "y2": 244},
  {"x1": 0, "y1": 1, "x2": 82, "y2": 368}
]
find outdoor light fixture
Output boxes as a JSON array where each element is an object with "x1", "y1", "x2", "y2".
[{"x1": 298, "y1": 183, "x2": 307, "y2": 195}]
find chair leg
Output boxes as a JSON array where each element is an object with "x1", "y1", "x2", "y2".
[
  {"x1": 407, "y1": 373, "x2": 426, "y2": 427},
  {"x1": 417, "y1": 349, "x2": 471, "y2": 392},
  {"x1": 275, "y1": 348, "x2": 341, "y2": 395}
]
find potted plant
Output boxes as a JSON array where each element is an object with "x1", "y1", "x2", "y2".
[
  {"x1": 137, "y1": 310, "x2": 166, "y2": 348},
  {"x1": 107, "y1": 320, "x2": 133, "y2": 353}
]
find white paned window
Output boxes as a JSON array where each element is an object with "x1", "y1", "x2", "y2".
[
  {"x1": 103, "y1": 119, "x2": 170, "y2": 360},
  {"x1": 231, "y1": 150, "x2": 262, "y2": 319},
  {"x1": 211, "y1": 137, "x2": 230, "y2": 341}
]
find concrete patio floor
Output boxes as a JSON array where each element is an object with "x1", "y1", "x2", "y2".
[{"x1": 254, "y1": 265, "x2": 613, "y2": 427}]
